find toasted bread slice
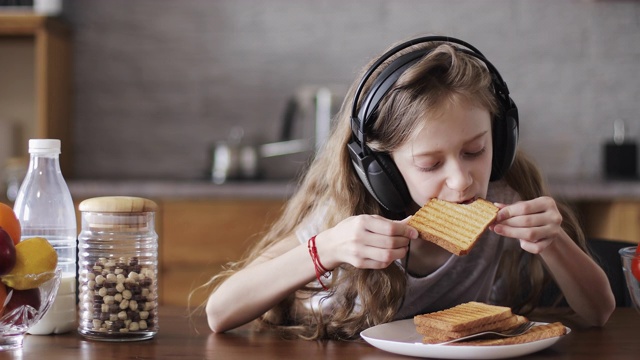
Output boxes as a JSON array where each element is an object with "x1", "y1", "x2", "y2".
[
  {"x1": 452, "y1": 322, "x2": 567, "y2": 346},
  {"x1": 417, "y1": 315, "x2": 528, "y2": 343},
  {"x1": 408, "y1": 198, "x2": 498, "y2": 255},
  {"x1": 413, "y1": 302, "x2": 513, "y2": 332}
]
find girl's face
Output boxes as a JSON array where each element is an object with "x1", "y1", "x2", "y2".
[{"x1": 392, "y1": 101, "x2": 493, "y2": 208}]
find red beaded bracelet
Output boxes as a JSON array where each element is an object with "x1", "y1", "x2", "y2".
[{"x1": 307, "y1": 235, "x2": 331, "y2": 290}]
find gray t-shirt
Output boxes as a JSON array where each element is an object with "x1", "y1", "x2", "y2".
[{"x1": 296, "y1": 180, "x2": 521, "y2": 319}]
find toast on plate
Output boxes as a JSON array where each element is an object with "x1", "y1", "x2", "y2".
[
  {"x1": 413, "y1": 302, "x2": 566, "y2": 345},
  {"x1": 451, "y1": 322, "x2": 566, "y2": 346}
]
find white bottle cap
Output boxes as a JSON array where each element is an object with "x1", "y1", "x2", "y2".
[{"x1": 29, "y1": 139, "x2": 61, "y2": 154}]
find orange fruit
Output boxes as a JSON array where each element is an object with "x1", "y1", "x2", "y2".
[
  {"x1": 0, "y1": 282, "x2": 7, "y2": 316},
  {"x1": 0, "y1": 202, "x2": 21, "y2": 246}
]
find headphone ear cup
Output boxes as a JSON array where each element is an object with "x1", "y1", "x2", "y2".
[
  {"x1": 347, "y1": 141, "x2": 411, "y2": 213},
  {"x1": 371, "y1": 152, "x2": 412, "y2": 210},
  {"x1": 490, "y1": 103, "x2": 519, "y2": 181}
]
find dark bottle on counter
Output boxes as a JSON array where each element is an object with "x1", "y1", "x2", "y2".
[{"x1": 604, "y1": 119, "x2": 638, "y2": 179}]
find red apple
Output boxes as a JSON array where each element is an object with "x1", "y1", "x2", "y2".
[
  {"x1": 632, "y1": 246, "x2": 640, "y2": 282},
  {"x1": 0, "y1": 227, "x2": 17, "y2": 275},
  {"x1": 2, "y1": 287, "x2": 41, "y2": 325}
]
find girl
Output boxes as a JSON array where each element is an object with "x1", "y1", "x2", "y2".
[{"x1": 203, "y1": 36, "x2": 615, "y2": 339}]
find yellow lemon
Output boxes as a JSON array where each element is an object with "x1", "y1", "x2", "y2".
[{"x1": 1, "y1": 237, "x2": 58, "y2": 290}]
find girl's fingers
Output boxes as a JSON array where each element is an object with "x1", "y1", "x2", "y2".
[
  {"x1": 496, "y1": 197, "x2": 558, "y2": 221},
  {"x1": 494, "y1": 223, "x2": 553, "y2": 242},
  {"x1": 360, "y1": 215, "x2": 418, "y2": 240},
  {"x1": 349, "y1": 246, "x2": 409, "y2": 268},
  {"x1": 496, "y1": 212, "x2": 550, "y2": 228},
  {"x1": 360, "y1": 231, "x2": 412, "y2": 250},
  {"x1": 492, "y1": 198, "x2": 562, "y2": 255},
  {"x1": 494, "y1": 197, "x2": 562, "y2": 231},
  {"x1": 332, "y1": 215, "x2": 415, "y2": 269},
  {"x1": 519, "y1": 237, "x2": 553, "y2": 254}
]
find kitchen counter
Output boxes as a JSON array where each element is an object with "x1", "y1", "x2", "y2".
[
  {"x1": 67, "y1": 179, "x2": 298, "y2": 200},
  {"x1": 67, "y1": 177, "x2": 640, "y2": 201},
  {"x1": 547, "y1": 177, "x2": 640, "y2": 201}
]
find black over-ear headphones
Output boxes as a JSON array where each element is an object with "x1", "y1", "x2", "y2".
[{"x1": 347, "y1": 36, "x2": 519, "y2": 214}]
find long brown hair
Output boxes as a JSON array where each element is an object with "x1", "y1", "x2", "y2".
[
  {"x1": 499, "y1": 151, "x2": 588, "y2": 314},
  {"x1": 197, "y1": 38, "x2": 587, "y2": 339}
]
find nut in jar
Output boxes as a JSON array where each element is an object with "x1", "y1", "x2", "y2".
[{"x1": 80, "y1": 257, "x2": 157, "y2": 335}]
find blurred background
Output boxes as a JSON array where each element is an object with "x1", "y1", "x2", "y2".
[
  {"x1": 1, "y1": 0, "x2": 639, "y2": 307},
  {"x1": 3, "y1": 0, "x2": 639, "y2": 182}
]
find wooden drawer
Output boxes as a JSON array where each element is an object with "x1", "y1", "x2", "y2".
[
  {"x1": 159, "y1": 199, "x2": 284, "y2": 306},
  {"x1": 576, "y1": 201, "x2": 640, "y2": 244}
]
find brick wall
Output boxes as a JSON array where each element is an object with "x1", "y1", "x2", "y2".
[{"x1": 66, "y1": 0, "x2": 640, "y2": 180}]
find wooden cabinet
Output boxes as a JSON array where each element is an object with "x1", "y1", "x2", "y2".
[
  {"x1": 575, "y1": 201, "x2": 640, "y2": 244},
  {"x1": 69, "y1": 184, "x2": 639, "y2": 310},
  {"x1": 159, "y1": 199, "x2": 284, "y2": 307},
  {"x1": 0, "y1": 14, "x2": 73, "y2": 178}
]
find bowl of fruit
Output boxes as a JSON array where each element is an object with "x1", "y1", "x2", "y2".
[
  {"x1": 619, "y1": 246, "x2": 640, "y2": 314},
  {"x1": 1, "y1": 217, "x2": 60, "y2": 351}
]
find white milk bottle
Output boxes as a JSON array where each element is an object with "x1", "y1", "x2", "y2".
[{"x1": 13, "y1": 139, "x2": 77, "y2": 334}]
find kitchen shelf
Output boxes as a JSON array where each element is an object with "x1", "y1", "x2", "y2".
[{"x1": 0, "y1": 13, "x2": 73, "y2": 177}]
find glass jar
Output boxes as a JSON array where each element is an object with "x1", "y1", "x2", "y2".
[{"x1": 77, "y1": 196, "x2": 159, "y2": 341}]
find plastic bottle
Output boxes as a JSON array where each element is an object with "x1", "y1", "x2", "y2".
[{"x1": 13, "y1": 139, "x2": 77, "y2": 334}]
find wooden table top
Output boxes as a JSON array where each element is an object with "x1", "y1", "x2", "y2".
[{"x1": 3, "y1": 306, "x2": 639, "y2": 359}]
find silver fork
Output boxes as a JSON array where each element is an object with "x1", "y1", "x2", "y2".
[{"x1": 432, "y1": 321, "x2": 536, "y2": 345}]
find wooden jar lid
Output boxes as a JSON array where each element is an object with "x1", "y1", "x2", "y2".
[{"x1": 79, "y1": 196, "x2": 158, "y2": 213}]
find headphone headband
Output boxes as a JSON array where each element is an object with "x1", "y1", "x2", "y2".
[
  {"x1": 351, "y1": 36, "x2": 511, "y2": 146},
  {"x1": 347, "y1": 36, "x2": 519, "y2": 214}
]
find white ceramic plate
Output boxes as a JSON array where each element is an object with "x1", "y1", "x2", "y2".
[{"x1": 360, "y1": 319, "x2": 570, "y2": 359}]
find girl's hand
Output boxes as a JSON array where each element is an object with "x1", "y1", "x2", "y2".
[
  {"x1": 489, "y1": 196, "x2": 563, "y2": 254},
  {"x1": 318, "y1": 215, "x2": 418, "y2": 270}
]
